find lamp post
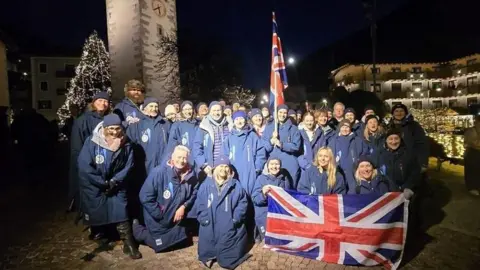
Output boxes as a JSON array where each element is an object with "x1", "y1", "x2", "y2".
[{"x1": 363, "y1": 0, "x2": 377, "y2": 92}]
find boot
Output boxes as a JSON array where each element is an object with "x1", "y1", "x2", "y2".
[{"x1": 116, "y1": 221, "x2": 142, "y2": 259}]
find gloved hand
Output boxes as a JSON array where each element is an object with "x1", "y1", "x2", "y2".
[
  {"x1": 403, "y1": 188, "x2": 414, "y2": 200},
  {"x1": 105, "y1": 179, "x2": 119, "y2": 196}
]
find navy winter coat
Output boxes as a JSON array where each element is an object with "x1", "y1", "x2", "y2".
[
  {"x1": 196, "y1": 177, "x2": 249, "y2": 269},
  {"x1": 127, "y1": 115, "x2": 170, "y2": 174},
  {"x1": 113, "y1": 98, "x2": 143, "y2": 125},
  {"x1": 68, "y1": 110, "x2": 103, "y2": 207},
  {"x1": 297, "y1": 165, "x2": 346, "y2": 195},
  {"x1": 374, "y1": 144, "x2": 421, "y2": 191},
  {"x1": 349, "y1": 174, "x2": 395, "y2": 195},
  {"x1": 298, "y1": 128, "x2": 326, "y2": 170},
  {"x1": 328, "y1": 133, "x2": 368, "y2": 193},
  {"x1": 139, "y1": 163, "x2": 198, "y2": 252},
  {"x1": 262, "y1": 119, "x2": 302, "y2": 188},
  {"x1": 364, "y1": 133, "x2": 385, "y2": 156},
  {"x1": 321, "y1": 125, "x2": 336, "y2": 146},
  {"x1": 352, "y1": 121, "x2": 364, "y2": 137},
  {"x1": 223, "y1": 125, "x2": 267, "y2": 195},
  {"x1": 251, "y1": 172, "x2": 292, "y2": 238},
  {"x1": 167, "y1": 118, "x2": 199, "y2": 167},
  {"x1": 78, "y1": 128, "x2": 133, "y2": 226}
]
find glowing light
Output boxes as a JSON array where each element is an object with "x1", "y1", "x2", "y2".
[
  {"x1": 322, "y1": 99, "x2": 327, "y2": 104},
  {"x1": 288, "y1": 57, "x2": 295, "y2": 65},
  {"x1": 420, "y1": 74, "x2": 424, "y2": 78},
  {"x1": 436, "y1": 88, "x2": 442, "y2": 91},
  {"x1": 410, "y1": 74, "x2": 414, "y2": 78},
  {"x1": 23, "y1": 72, "x2": 27, "y2": 76},
  {"x1": 457, "y1": 70, "x2": 461, "y2": 74},
  {"x1": 415, "y1": 88, "x2": 421, "y2": 92}
]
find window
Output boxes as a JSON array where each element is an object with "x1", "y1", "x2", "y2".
[
  {"x1": 392, "y1": 102, "x2": 402, "y2": 107},
  {"x1": 371, "y1": 67, "x2": 380, "y2": 74},
  {"x1": 433, "y1": 66, "x2": 441, "y2": 72},
  {"x1": 467, "y1": 58, "x2": 477, "y2": 66},
  {"x1": 412, "y1": 67, "x2": 422, "y2": 73},
  {"x1": 432, "y1": 81, "x2": 442, "y2": 90},
  {"x1": 432, "y1": 100, "x2": 442, "y2": 108},
  {"x1": 448, "y1": 80, "x2": 456, "y2": 89},
  {"x1": 392, "y1": 83, "x2": 402, "y2": 92},
  {"x1": 40, "y1": 81, "x2": 49, "y2": 91},
  {"x1": 449, "y1": 99, "x2": 458, "y2": 107},
  {"x1": 412, "y1": 82, "x2": 422, "y2": 91},
  {"x1": 39, "y1": 63, "x2": 47, "y2": 73},
  {"x1": 467, "y1": 76, "x2": 478, "y2": 86},
  {"x1": 467, "y1": 97, "x2": 478, "y2": 106},
  {"x1": 37, "y1": 100, "x2": 52, "y2": 110},
  {"x1": 157, "y1": 24, "x2": 164, "y2": 36},
  {"x1": 370, "y1": 83, "x2": 381, "y2": 92},
  {"x1": 391, "y1": 67, "x2": 401, "y2": 73},
  {"x1": 412, "y1": 101, "x2": 422, "y2": 109}
]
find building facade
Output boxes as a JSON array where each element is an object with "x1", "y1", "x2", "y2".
[
  {"x1": 106, "y1": 0, "x2": 180, "y2": 104},
  {"x1": 331, "y1": 54, "x2": 480, "y2": 108},
  {"x1": 30, "y1": 57, "x2": 79, "y2": 120}
]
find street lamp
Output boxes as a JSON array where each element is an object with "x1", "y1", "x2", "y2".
[
  {"x1": 322, "y1": 99, "x2": 328, "y2": 104},
  {"x1": 288, "y1": 57, "x2": 295, "y2": 65},
  {"x1": 260, "y1": 101, "x2": 264, "y2": 105},
  {"x1": 23, "y1": 72, "x2": 28, "y2": 76}
]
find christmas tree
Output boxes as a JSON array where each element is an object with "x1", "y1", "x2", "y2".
[{"x1": 57, "y1": 31, "x2": 111, "y2": 123}]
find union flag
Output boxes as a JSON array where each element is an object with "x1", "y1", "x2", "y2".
[{"x1": 270, "y1": 12, "x2": 288, "y2": 110}]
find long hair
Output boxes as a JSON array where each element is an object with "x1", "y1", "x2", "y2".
[
  {"x1": 313, "y1": 147, "x2": 337, "y2": 189},
  {"x1": 354, "y1": 165, "x2": 378, "y2": 185},
  {"x1": 364, "y1": 117, "x2": 384, "y2": 141}
]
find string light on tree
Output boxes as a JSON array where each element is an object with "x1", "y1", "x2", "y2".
[{"x1": 57, "y1": 31, "x2": 112, "y2": 123}]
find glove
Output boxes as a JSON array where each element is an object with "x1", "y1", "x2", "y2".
[
  {"x1": 403, "y1": 188, "x2": 414, "y2": 200},
  {"x1": 105, "y1": 179, "x2": 119, "y2": 196}
]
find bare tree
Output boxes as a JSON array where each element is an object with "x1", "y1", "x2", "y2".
[
  {"x1": 222, "y1": 85, "x2": 257, "y2": 106},
  {"x1": 153, "y1": 33, "x2": 181, "y2": 102}
]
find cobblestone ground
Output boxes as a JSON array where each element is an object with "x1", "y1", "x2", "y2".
[{"x1": 1, "y1": 153, "x2": 479, "y2": 269}]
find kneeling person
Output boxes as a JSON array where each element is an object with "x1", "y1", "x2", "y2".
[{"x1": 134, "y1": 145, "x2": 198, "y2": 252}]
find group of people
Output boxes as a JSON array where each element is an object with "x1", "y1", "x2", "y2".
[{"x1": 68, "y1": 79, "x2": 430, "y2": 269}]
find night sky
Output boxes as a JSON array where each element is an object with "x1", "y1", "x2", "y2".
[{"x1": 1, "y1": 0, "x2": 405, "y2": 88}]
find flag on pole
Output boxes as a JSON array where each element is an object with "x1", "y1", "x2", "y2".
[
  {"x1": 264, "y1": 187, "x2": 408, "y2": 269},
  {"x1": 270, "y1": 12, "x2": 288, "y2": 110}
]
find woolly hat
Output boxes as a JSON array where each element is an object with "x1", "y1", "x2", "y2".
[
  {"x1": 364, "y1": 105, "x2": 376, "y2": 114},
  {"x1": 224, "y1": 105, "x2": 232, "y2": 111},
  {"x1": 296, "y1": 109, "x2": 303, "y2": 115},
  {"x1": 142, "y1": 97, "x2": 158, "y2": 108},
  {"x1": 209, "y1": 101, "x2": 222, "y2": 110},
  {"x1": 391, "y1": 103, "x2": 408, "y2": 115},
  {"x1": 365, "y1": 114, "x2": 380, "y2": 124},
  {"x1": 214, "y1": 155, "x2": 230, "y2": 167},
  {"x1": 250, "y1": 108, "x2": 262, "y2": 118},
  {"x1": 385, "y1": 128, "x2": 402, "y2": 139},
  {"x1": 93, "y1": 92, "x2": 109, "y2": 102},
  {"x1": 278, "y1": 104, "x2": 289, "y2": 112},
  {"x1": 103, "y1": 114, "x2": 122, "y2": 127},
  {"x1": 345, "y1": 107, "x2": 356, "y2": 115},
  {"x1": 232, "y1": 110, "x2": 247, "y2": 120},
  {"x1": 338, "y1": 119, "x2": 352, "y2": 129},
  {"x1": 181, "y1": 100, "x2": 193, "y2": 110},
  {"x1": 196, "y1": 102, "x2": 207, "y2": 112},
  {"x1": 267, "y1": 155, "x2": 282, "y2": 165},
  {"x1": 354, "y1": 155, "x2": 377, "y2": 170},
  {"x1": 288, "y1": 109, "x2": 296, "y2": 116},
  {"x1": 164, "y1": 104, "x2": 176, "y2": 116},
  {"x1": 260, "y1": 104, "x2": 270, "y2": 111}
]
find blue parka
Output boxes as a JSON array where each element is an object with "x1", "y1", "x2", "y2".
[
  {"x1": 251, "y1": 172, "x2": 292, "y2": 238},
  {"x1": 262, "y1": 119, "x2": 302, "y2": 188},
  {"x1": 320, "y1": 125, "x2": 336, "y2": 146},
  {"x1": 352, "y1": 121, "x2": 364, "y2": 137},
  {"x1": 68, "y1": 110, "x2": 103, "y2": 209},
  {"x1": 328, "y1": 133, "x2": 368, "y2": 193},
  {"x1": 297, "y1": 165, "x2": 346, "y2": 195},
  {"x1": 223, "y1": 125, "x2": 267, "y2": 195},
  {"x1": 113, "y1": 98, "x2": 143, "y2": 125},
  {"x1": 193, "y1": 117, "x2": 233, "y2": 173},
  {"x1": 167, "y1": 118, "x2": 199, "y2": 167},
  {"x1": 196, "y1": 176, "x2": 249, "y2": 269},
  {"x1": 127, "y1": 115, "x2": 170, "y2": 174},
  {"x1": 350, "y1": 174, "x2": 395, "y2": 195},
  {"x1": 364, "y1": 133, "x2": 385, "y2": 156},
  {"x1": 77, "y1": 125, "x2": 133, "y2": 226},
  {"x1": 138, "y1": 162, "x2": 198, "y2": 252},
  {"x1": 298, "y1": 128, "x2": 326, "y2": 170}
]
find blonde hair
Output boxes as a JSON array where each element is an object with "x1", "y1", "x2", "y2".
[
  {"x1": 313, "y1": 147, "x2": 337, "y2": 189},
  {"x1": 354, "y1": 162, "x2": 378, "y2": 185},
  {"x1": 363, "y1": 117, "x2": 384, "y2": 141}
]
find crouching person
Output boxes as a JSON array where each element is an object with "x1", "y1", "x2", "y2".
[
  {"x1": 251, "y1": 157, "x2": 292, "y2": 240},
  {"x1": 197, "y1": 156, "x2": 250, "y2": 269},
  {"x1": 78, "y1": 114, "x2": 141, "y2": 259},
  {"x1": 133, "y1": 145, "x2": 198, "y2": 253}
]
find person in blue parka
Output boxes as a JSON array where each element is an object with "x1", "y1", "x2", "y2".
[
  {"x1": 77, "y1": 114, "x2": 142, "y2": 259},
  {"x1": 223, "y1": 110, "x2": 266, "y2": 195},
  {"x1": 251, "y1": 157, "x2": 292, "y2": 240},
  {"x1": 297, "y1": 146, "x2": 346, "y2": 195},
  {"x1": 193, "y1": 101, "x2": 233, "y2": 178},
  {"x1": 113, "y1": 79, "x2": 145, "y2": 126},
  {"x1": 328, "y1": 119, "x2": 368, "y2": 193},
  {"x1": 362, "y1": 115, "x2": 385, "y2": 156},
  {"x1": 262, "y1": 104, "x2": 302, "y2": 188},
  {"x1": 68, "y1": 92, "x2": 110, "y2": 215},
  {"x1": 350, "y1": 155, "x2": 396, "y2": 195},
  {"x1": 133, "y1": 145, "x2": 198, "y2": 253},
  {"x1": 316, "y1": 109, "x2": 335, "y2": 145},
  {"x1": 127, "y1": 97, "x2": 170, "y2": 175},
  {"x1": 344, "y1": 107, "x2": 363, "y2": 137},
  {"x1": 196, "y1": 156, "x2": 250, "y2": 269},
  {"x1": 298, "y1": 111, "x2": 326, "y2": 171},
  {"x1": 167, "y1": 101, "x2": 199, "y2": 168}
]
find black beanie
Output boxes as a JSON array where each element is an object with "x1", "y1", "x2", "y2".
[{"x1": 391, "y1": 104, "x2": 408, "y2": 115}]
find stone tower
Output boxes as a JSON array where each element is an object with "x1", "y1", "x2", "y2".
[{"x1": 105, "y1": 0, "x2": 179, "y2": 104}]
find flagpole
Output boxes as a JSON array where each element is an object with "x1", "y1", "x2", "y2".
[{"x1": 273, "y1": 12, "x2": 278, "y2": 138}]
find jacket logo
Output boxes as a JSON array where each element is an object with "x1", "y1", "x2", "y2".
[
  {"x1": 95, "y1": 155, "x2": 105, "y2": 164},
  {"x1": 336, "y1": 150, "x2": 342, "y2": 163},
  {"x1": 181, "y1": 133, "x2": 189, "y2": 146},
  {"x1": 207, "y1": 193, "x2": 213, "y2": 208},
  {"x1": 163, "y1": 190, "x2": 171, "y2": 199},
  {"x1": 155, "y1": 238, "x2": 163, "y2": 246},
  {"x1": 141, "y1": 128, "x2": 151, "y2": 143},
  {"x1": 229, "y1": 145, "x2": 235, "y2": 161}
]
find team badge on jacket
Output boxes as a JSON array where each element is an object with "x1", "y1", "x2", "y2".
[
  {"x1": 163, "y1": 190, "x2": 171, "y2": 199},
  {"x1": 95, "y1": 155, "x2": 105, "y2": 164},
  {"x1": 141, "y1": 134, "x2": 149, "y2": 143},
  {"x1": 181, "y1": 133, "x2": 189, "y2": 146}
]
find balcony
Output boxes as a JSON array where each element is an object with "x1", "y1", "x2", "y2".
[
  {"x1": 383, "y1": 91, "x2": 407, "y2": 99},
  {"x1": 384, "y1": 72, "x2": 408, "y2": 81},
  {"x1": 406, "y1": 89, "x2": 429, "y2": 98},
  {"x1": 55, "y1": 70, "x2": 75, "y2": 78},
  {"x1": 453, "y1": 63, "x2": 480, "y2": 76},
  {"x1": 406, "y1": 72, "x2": 427, "y2": 80},
  {"x1": 426, "y1": 68, "x2": 452, "y2": 79}
]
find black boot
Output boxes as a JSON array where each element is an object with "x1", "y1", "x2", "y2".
[{"x1": 116, "y1": 221, "x2": 142, "y2": 259}]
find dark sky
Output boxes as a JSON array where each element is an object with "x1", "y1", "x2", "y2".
[{"x1": 1, "y1": 0, "x2": 405, "y2": 88}]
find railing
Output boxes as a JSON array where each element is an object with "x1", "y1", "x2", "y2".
[
  {"x1": 382, "y1": 91, "x2": 407, "y2": 99},
  {"x1": 426, "y1": 68, "x2": 452, "y2": 79},
  {"x1": 384, "y1": 72, "x2": 408, "y2": 81}
]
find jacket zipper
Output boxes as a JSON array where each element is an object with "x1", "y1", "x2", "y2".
[{"x1": 247, "y1": 144, "x2": 251, "y2": 162}]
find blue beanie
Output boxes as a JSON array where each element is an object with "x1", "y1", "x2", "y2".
[
  {"x1": 224, "y1": 105, "x2": 232, "y2": 111},
  {"x1": 142, "y1": 97, "x2": 158, "y2": 108},
  {"x1": 214, "y1": 155, "x2": 230, "y2": 167},
  {"x1": 288, "y1": 109, "x2": 296, "y2": 116},
  {"x1": 260, "y1": 104, "x2": 270, "y2": 111},
  {"x1": 345, "y1": 107, "x2": 356, "y2": 115},
  {"x1": 296, "y1": 109, "x2": 303, "y2": 115},
  {"x1": 181, "y1": 100, "x2": 193, "y2": 110},
  {"x1": 93, "y1": 91, "x2": 109, "y2": 102},
  {"x1": 355, "y1": 155, "x2": 376, "y2": 170},
  {"x1": 209, "y1": 101, "x2": 222, "y2": 110},
  {"x1": 250, "y1": 108, "x2": 262, "y2": 118},
  {"x1": 103, "y1": 114, "x2": 122, "y2": 127},
  {"x1": 267, "y1": 155, "x2": 282, "y2": 165},
  {"x1": 196, "y1": 102, "x2": 207, "y2": 112},
  {"x1": 278, "y1": 104, "x2": 289, "y2": 111},
  {"x1": 232, "y1": 110, "x2": 247, "y2": 120}
]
